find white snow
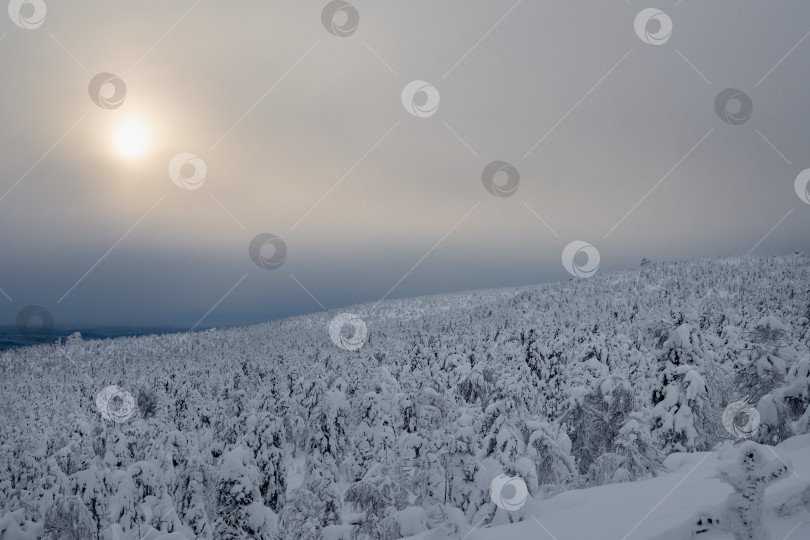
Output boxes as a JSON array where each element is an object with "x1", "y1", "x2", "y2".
[
  {"x1": 1, "y1": 255, "x2": 809, "y2": 539},
  {"x1": 406, "y1": 435, "x2": 810, "y2": 540}
]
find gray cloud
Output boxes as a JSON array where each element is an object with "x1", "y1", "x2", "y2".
[{"x1": 1, "y1": 0, "x2": 809, "y2": 327}]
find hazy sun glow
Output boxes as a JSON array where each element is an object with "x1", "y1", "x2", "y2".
[{"x1": 113, "y1": 120, "x2": 149, "y2": 158}]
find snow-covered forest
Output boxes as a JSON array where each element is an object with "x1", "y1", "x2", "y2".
[{"x1": 1, "y1": 255, "x2": 809, "y2": 539}]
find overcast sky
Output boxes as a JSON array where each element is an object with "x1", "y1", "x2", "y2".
[{"x1": 1, "y1": 0, "x2": 809, "y2": 328}]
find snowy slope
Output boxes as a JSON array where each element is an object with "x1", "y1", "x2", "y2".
[
  {"x1": 404, "y1": 435, "x2": 810, "y2": 540},
  {"x1": 1, "y1": 255, "x2": 809, "y2": 540}
]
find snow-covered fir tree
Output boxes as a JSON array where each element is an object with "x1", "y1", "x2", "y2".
[{"x1": 0, "y1": 256, "x2": 808, "y2": 537}]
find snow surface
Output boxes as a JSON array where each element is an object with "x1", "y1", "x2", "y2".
[{"x1": 406, "y1": 435, "x2": 810, "y2": 540}]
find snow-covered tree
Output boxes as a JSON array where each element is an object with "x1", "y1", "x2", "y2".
[
  {"x1": 611, "y1": 412, "x2": 664, "y2": 481},
  {"x1": 756, "y1": 357, "x2": 810, "y2": 443},
  {"x1": 735, "y1": 316, "x2": 790, "y2": 404},
  {"x1": 43, "y1": 495, "x2": 96, "y2": 540},
  {"x1": 243, "y1": 412, "x2": 287, "y2": 513},
  {"x1": 214, "y1": 446, "x2": 277, "y2": 539},
  {"x1": 563, "y1": 376, "x2": 634, "y2": 473},
  {"x1": 695, "y1": 442, "x2": 789, "y2": 540},
  {"x1": 525, "y1": 420, "x2": 576, "y2": 490},
  {"x1": 439, "y1": 413, "x2": 479, "y2": 514},
  {"x1": 174, "y1": 459, "x2": 213, "y2": 538},
  {"x1": 344, "y1": 480, "x2": 388, "y2": 539},
  {"x1": 650, "y1": 319, "x2": 718, "y2": 452},
  {"x1": 278, "y1": 488, "x2": 322, "y2": 540}
]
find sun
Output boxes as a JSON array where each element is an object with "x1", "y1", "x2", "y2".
[{"x1": 113, "y1": 120, "x2": 149, "y2": 158}]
